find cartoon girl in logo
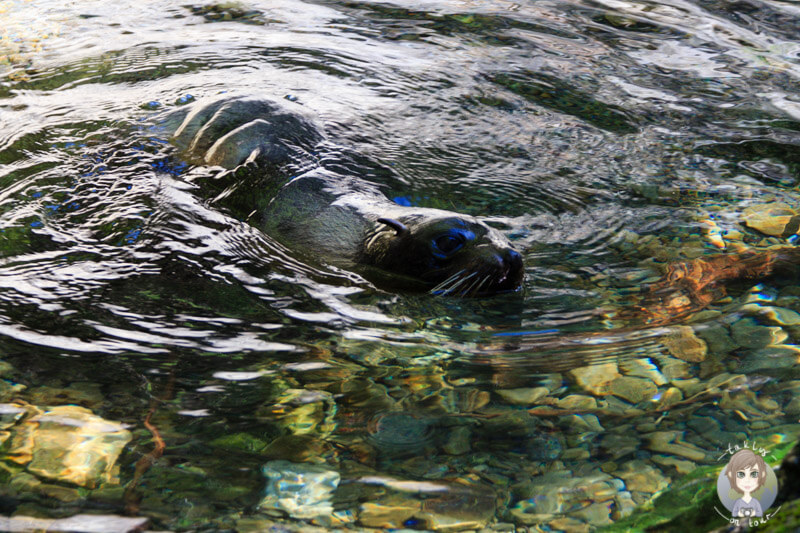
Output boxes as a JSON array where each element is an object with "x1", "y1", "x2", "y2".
[{"x1": 724, "y1": 449, "x2": 767, "y2": 520}]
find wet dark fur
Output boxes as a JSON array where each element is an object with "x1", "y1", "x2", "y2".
[{"x1": 168, "y1": 97, "x2": 524, "y2": 296}]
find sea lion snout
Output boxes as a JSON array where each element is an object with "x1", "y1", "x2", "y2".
[
  {"x1": 363, "y1": 214, "x2": 525, "y2": 296},
  {"x1": 496, "y1": 247, "x2": 524, "y2": 292}
]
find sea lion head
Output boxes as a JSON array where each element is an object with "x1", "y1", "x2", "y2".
[{"x1": 361, "y1": 213, "x2": 524, "y2": 297}]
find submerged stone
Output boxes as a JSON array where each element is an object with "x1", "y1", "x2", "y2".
[
  {"x1": 662, "y1": 326, "x2": 707, "y2": 362},
  {"x1": 4, "y1": 405, "x2": 131, "y2": 488},
  {"x1": 651, "y1": 454, "x2": 696, "y2": 475},
  {"x1": 495, "y1": 387, "x2": 549, "y2": 406},
  {"x1": 738, "y1": 345, "x2": 800, "y2": 373},
  {"x1": 741, "y1": 304, "x2": 800, "y2": 326},
  {"x1": 646, "y1": 431, "x2": 707, "y2": 462},
  {"x1": 659, "y1": 357, "x2": 691, "y2": 381},
  {"x1": 619, "y1": 359, "x2": 667, "y2": 386},
  {"x1": 0, "y1": 514, "x2": 149, "y2": 533},
  {"x1": 731, "y1": 317, "x2": 788, "y2": 349},
  {"x1": 0, "y1": 380, "x2": 25, "y2": 403},
  {"x1": 609, "y1": 376, "x2": 658, "y2": 404},
  {"x1": 556, "y1": 394, "x2": 597, "y2": 410},
  {"x1": 655, "y1": 387, "x2": 683, "y2": 410},
  {"x1": 367, "y1": 411, "x2": 437, "y2": 456},
  {"x1": 741, "y1": 202, "x2": 800, "y2": 237},
  {"x1": 524, "y1": 433, "x2": 563, "y2": 461},
  {"x1": 257, "y1": 388, "x2": 337, "y2": 437},
  {"x1": 357, "y1": 478, "x2": 495, "y2": 531},
  {"x1": 567, "y1": 363, "x2": 621, "y2": 396},
  {"x1": 262, "y1": 434, "x2": 333, "y2": 463},
  {"x1": 509, "y1": 471, "x2": 628, "y2": 526},
  {"x1": 694, "y1": 323, "x2": 739, "y2": 356},
  {"x1": 615, "y1": 459, "x2": 670, "y2": 494},
  {"x1": 442, "y1": 425, "x2": 471, "y2": 456},
  {"x1": 259, "y1": 460, "x2": 340, "y2": 520}
]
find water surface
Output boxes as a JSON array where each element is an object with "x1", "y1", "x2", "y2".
[{"x1": 2, "y1": 0, "x2": 800, "y2": 530}]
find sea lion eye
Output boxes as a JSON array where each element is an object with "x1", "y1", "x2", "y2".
[{"x1": 433, "y1": 234, "x2": 465, "y2": 255}]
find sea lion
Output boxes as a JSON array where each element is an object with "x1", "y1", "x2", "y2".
[{"x1": 168, "y1": 97, "x2": 524, "y2": 296}]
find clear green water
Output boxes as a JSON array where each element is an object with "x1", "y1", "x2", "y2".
[{"x1": 2, "y1": 0, "x2": 800, "y2": 530}]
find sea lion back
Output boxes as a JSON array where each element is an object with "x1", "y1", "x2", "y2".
[{"x1": 170, "y1": 97, "x2": 323, "y2": 169}]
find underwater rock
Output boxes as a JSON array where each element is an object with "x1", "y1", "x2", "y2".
[
  {"x1": 328, "y1": 378, "x2": 397, "y2": 411},
  {"x1": 27, "y1": 382, "x2": 105, "y2": 410},
  {"x1": 367, "y1": 411, "x2": 437, "y2": 457},
  {"x1": 740, "y1": 304, "x2": 800, "y2": 326},
  {"x1": 571, "y1": 501, "x2": 614, "y2": 526},
  {"x1": 654, "y1": 386, "x2": 683, "y2": 410},
  {"x1": 0, "y1": 403, "x2": 28, "y2": 434},
  {"x1": 259, "y1": 460, "x2": 340, "y2": 520},
  {"x1": 560, "y1": 447, "x2": 590, "y2": 460},
  {"x1": 357, "y1": 478, "x2": 495, "y2": 531},
  {"x1": 358, "y1": 493, "x2": 420, "y2": 529},
  {"x1": 0, "y1": 379, "x2": 25, "y2": 403},
  {"x1": 615, "y1": 459, "x2": 670, "y2": 494},
  {"x1": 695, "y1": 323, "x2": 739, "y2": 356},
  {"x1": 741, "y1": 202, "x2": 800, "y2": 237},
  {"x1": 524, "y1": 433, "x2": 563, "y2": 462},
  {"x1": 453, "y1": 388, "x2": 491, "y2": 412},
  {"x1": 495, "y1": 387, "x2": 549, "y2": 406},
  {"x1": 646, "y1": 431, "x2": 707, "y2": 462},
  {"x1": 731, "y1": 317, "x2": 788, "y2": 348},
  {"x1": 600, "y1": 432, "x2": 640, "y2": 459},
  {"x1": 619, "y1": 359, "x2": 667, "y2": 386},
  {"x1": 609, "y1": 376, "x2": 658, "y2": 404},
  {"x1": 738, "y1": 345, "x2": 800, "y2": 373},
  {"x1": 555, "y1": 394, "x2": 597, "y2": 410},
  {"x1": 670, "y1": 377, "x2": 704, "y2": 397},
  {"x1": 659, "y1": 357, "x2": 691, "y2": 381},
  {"x1": 0, "y1": 514, "x2": 149, "y2": 532},
  {"x1": 651, "y1": 454, "x2": 697, "y2": 475},
  {"x1": 421, "y1": 484, "x2": 497, "y2": 531},
  {"x1": 509, "y1": 471, "x2": 630, "y2": 526},
  {"x1": 262, "y1": 434, "x2": 333, "y2": 463},
  {"x1": 3, "y1": 404, "x2": 131, "y2": 488},
  {"x1": 256, "y1": 388, "x2": 337, "y2": 437},
  {"x1": 210, "y1": 432, "x2": 269, "y2": 454},
  {"x1": 718, "y1": 388, "x2": 778, "y2": 419},
  {"x1": 442, "y1": 425, "x2": 471, "y2": 456},
  {"x1": 547, "y1": 516, "x2": 591, "y2": 533},
  {"x1": 567, "y1": 363, "x2": 621, "y2": 396},
  {"x1": 662, "y1": 326, "x2": 707, "y2": 362},
  {"x1": 566, "y1": 414, "x2": 605, "y2": 433},
  {"x1": 785, "y1": 394, "x2": 800, "y2": 415}
]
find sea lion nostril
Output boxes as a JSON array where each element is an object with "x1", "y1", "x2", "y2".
[{"x1": 505, "y1": 248, "x2": 523, "y2": 271}]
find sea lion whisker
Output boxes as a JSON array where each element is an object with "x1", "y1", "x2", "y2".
[
  {"x1": 445, "y1": 271, "x2": 478, "y2": 296},
  {"x1": 430, "y1": 269, "x2": 467, "y2": 293},
  {"x1": 471, "y1": 273, "x2": 492, "y2": 296},
  {"x1": 461, "y1": 272, "x2": 485, "y2": 297},
  {"x1": 435, "y1": 271, "x2": 473, "y2": 296}
]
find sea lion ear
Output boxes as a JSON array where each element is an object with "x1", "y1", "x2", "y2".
[{"x1": 377, "y1": 218, "x2": 408, "y2": 236}]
